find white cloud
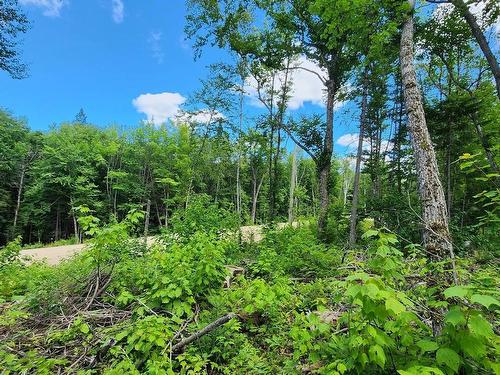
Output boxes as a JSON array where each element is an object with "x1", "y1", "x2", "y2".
[
  {"x1": 288, "y1": 57, "x2": 327, "y2": 110},
  {"x1": 337, "y1": 132, "x2": 393, "y2": 154},
  {"x1": 111, "y1": 0, "x2": 124, "y2": 23},
  {"x1": 20, "y1": 0, "x2": 67, "y2": 17},
  {"x1": 175, "y1": 109, "x2": 225, "y2": 125},
  {"x1": 132, "y1": 92, "x2": 186, "y2": 125},
  {"x1": 245, "y1": 56, "x2": 347, "y2": 112},
  {"x1": 148, "y1": 31, "x2": 165, "y2": 64},
  {"x1": 337, "y1": 133, "x2": 360, "y2": 148}
]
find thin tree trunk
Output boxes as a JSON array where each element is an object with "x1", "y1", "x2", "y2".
[
  {"x1": 396, "y1": 79, "x2": 404, "y2": 194},
  {"x1": 349, "y1": 79, "x2": 368, "y2": 248},
  {"x1": 446, "y1": 128, "x2": 452, "y2": 218},
  {"x1": 450, "y1": 0, "x2": 500, "y2": 99},
  {"x1": 55, "y1": 204, "x2": 60, "y2": 241},
  {"x1": 288, "y1": 147, "x2": 298, "y2": 224},
  {"x1": 251, "y1": 173, "x2": 264, "y2": 224},
  {"x1": 165, "y1": 191, "x2": 169, "y2": 228},
  {"x1": 70, "y1": 197, "x2": 79, "y2": 244},
  {"x1": 144, "y1": 199, "x2": 151, "y2": 245},
  {"x1": 236, "y1": 83, "x2": 243, "y2": 218},
  {"x1": 400, "y1": 0, "x2": 456, "y2": 274},
  {"x1": 268, "y1": 74, "x2": 276, "y2": 221},
  {"x1": 317, "y1": 80, "x2": 335, "y2": 238},
  {"x1": 471, "y1": 116, "x2": 500, "y2": 174},
  {"x1": 155, "y1": 201, "x2": 162, "y2": 227},
  {"x1": 13, "y1": 164, "x2": 26, "y2": 233}
]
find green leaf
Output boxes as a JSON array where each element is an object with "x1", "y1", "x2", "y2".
[
  {"x1": 445, "y1": 307, "x2": 466, "y2": 326},
  {"x1": 398, "y1": 366, "x2": 444, "y2": 375},
  {"x1": 443, "y1": 286, "x2": 469, "y2": 299},
  {"x1": 468, "y1": 315, "x2": 493, "y2": 338},
  {"x1": 416, "y1": 339, "x2": 439, "y2": 353},
  {"x1": 362, "y1": 229, "x2": 379, "y2": 239},
  {"x1": 470, "y1": 294, "x2": 500, "y2": 309},
  {"x1": 369, "y1": 344, "x2": 386, "y2": 368},
  {"x1": 80, "y1": 323, "x2": 90, "y2": 334},
  {"x1": 436, "y1": 347, "x2": 460, "y2": 373},
  {"x1": 337, "y1": 363, "x2": 347, "y2": 374},
  {"x1": 386, "y1": 297, "x2": 405, "y2": 315},
  {"x1": 459, "y1": 334, "x2": 486, "y2": 359}
]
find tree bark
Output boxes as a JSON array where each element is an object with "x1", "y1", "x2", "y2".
[
  {"x1": 446, "y1": 128, "x2": 452, "y2": 218},
  {"x1": 12, "y1": 164, "x2": 26, "y2": 233},
  {"x1": 450, "y1": 0, "x2": 500, "y2": 99},
  {"x1": 288, "y1": 147, "x2": 298, "y2": 224},
  {"x1": 70, "y1": 197, "x2": 80, "y2": 244},
  {"x1": 349, "y1": 79, "x2": 368, "y2": 248},
  {"x1": 251, "y1": 171, "x2": 264, "y2": 224},
  {"x1": 400, "y1": 0, "x2": 455, "y2": 269},
  {"x1": 143, "y1": 199, "x2": 151, "y2": 245},
  {"x1": 236, "y1": 83, "x2": 244, "y2": 218},
  {"x1": 317, "y1": 80, "x2": 335, "y2": 238}
]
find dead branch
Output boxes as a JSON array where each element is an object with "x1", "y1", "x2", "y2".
[{"x1": 171, "y1": 312, "x2": 237, "y2": 354}]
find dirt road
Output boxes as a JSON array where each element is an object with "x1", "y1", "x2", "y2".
[
  {"x1": 20, "y1": 244, "x2": 86, "y2": 265},
  {"x1": 19, "y1": 223, "x2": 298, "y2": 265}
]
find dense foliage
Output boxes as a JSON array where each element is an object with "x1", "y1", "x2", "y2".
[
  {"x1": 0, "y1": 214, "x2": 498, "y2": 374},
  {"x1": 1, "y1": 0, "x2": 499, "y2": 373}
]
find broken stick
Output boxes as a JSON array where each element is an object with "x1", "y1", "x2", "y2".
[{"x1": 171, "y1": 312, "x2": 237, "y2": 353}]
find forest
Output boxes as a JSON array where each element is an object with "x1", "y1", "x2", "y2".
[{"x1": 0, "y1": 0, "x2": 499, "y2": 374}]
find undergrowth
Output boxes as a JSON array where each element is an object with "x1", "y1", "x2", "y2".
[{"x1": 0, "y1": 211, "x2": 498, "y2": 374}]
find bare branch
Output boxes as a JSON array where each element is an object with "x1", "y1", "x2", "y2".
[
  {"x1": 282, "y1": 125, "x2": 318, "y2": 162},
  {"x1": 288, "y1": 65, "x2": 327, "y2": 84}
]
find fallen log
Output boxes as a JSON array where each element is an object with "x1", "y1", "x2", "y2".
[{"x1": 171, "y1": 312, "x2": 237, "y2": 353}]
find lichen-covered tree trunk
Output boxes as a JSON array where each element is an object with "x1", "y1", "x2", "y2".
[{"x1": 400, "y1": 1, "x2": 454, "y2": 263}]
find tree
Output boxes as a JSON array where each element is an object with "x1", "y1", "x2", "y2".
[
  {"x1": 349, "y1": 75, "x2": 368, "y2": 248},
  {"x1": 74, "y1": 108, "x2": 88, "y2": 124},
  {"x1": 400, "y1": 0, "x2": 456, "y2": 272},
  {"x1": 426, "y1": 0, "x2": 500, "y2": 99},
  {"x1": 0, "y1": 0, "x2": 29, "y2": 78}
]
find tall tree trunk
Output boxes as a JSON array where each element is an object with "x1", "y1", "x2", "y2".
[
  {"x1": 450, "y1": 0, "x2": 500, "y2": 99},
  {"x1": 72, "y1": 214, "x2": 79, "y2": 244},
  {"x1": 349, "y1": 79, "x2": 368, "y2": 248},
  {"x1": 165, "y1": 191, "x2": 169, "y2": 228},
  {"x1": 471, "y1": 115, "x2": 500, "y2": 174},
  {"x1": 267, "y1": 74, "x2": 276, "y2": 221},
  {"x1": 143, "y1": 199, "x2": 151, "y2": 245},
  {"x1": 70, "y1": 197, "x2": 80, "y2": 244},
  {"x1": 236, "y1": 83, "x2": 244, "y2": 219},
  {"x1": 446, "y1": 127, "x2": 452, "y2": 218},
  {"x1": 288, "y1": 147, "x2": 298, "y2": 224},
  {"x1": 251, "y1": 171, "x2": 264, "y2": 224},
  {"x1": 13, "y1": 164, "x2": 26, "y2": 233},
  {"x1": 317, "y1": 80, "x2": 335, "y2": 238},
  {"x1": 400, "y1": 0, "x2": 456, "y2": 272},
  {"x1": 55, "y1": 204, "x2": 60, "y2": 241},
  {"x1": 395, "y1": 79, "x2": 404, "y2": 194}
]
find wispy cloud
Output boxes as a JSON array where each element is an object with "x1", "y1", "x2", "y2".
[
  {"x1": 20, "y1": 0, "x2": 67, "y2": 17},
  {"x1": 148, "y1": 31, "x2": 165, "y2": 64},
  {"x1": 132, "y1": 92, "x2": 186, "y2": 125},
  {"x1": 111, "y1": 0, "x2": 124, "y2": 23}
]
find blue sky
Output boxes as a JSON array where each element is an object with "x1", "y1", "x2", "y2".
[{"x1": 0, "y1": 0, "x2": 365, "y2": 155}]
